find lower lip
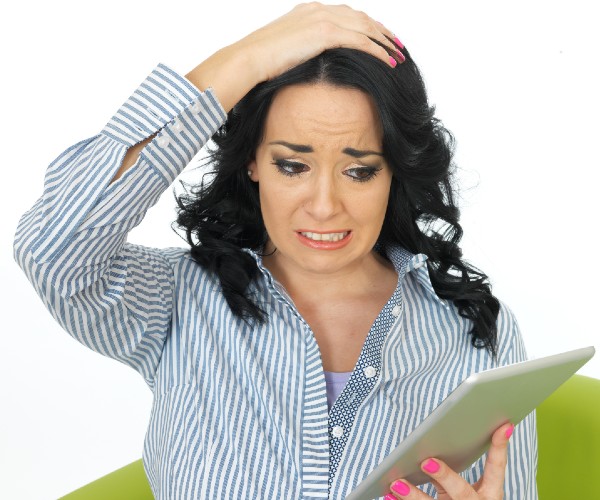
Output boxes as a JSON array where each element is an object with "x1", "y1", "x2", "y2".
[{"x1": 296, "y1": 231, "x2": 353, "y2": 250}]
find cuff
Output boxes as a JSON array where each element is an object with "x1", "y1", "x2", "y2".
[{"x1": 102, "y1": 63, "x2": 225, "y2": 145}]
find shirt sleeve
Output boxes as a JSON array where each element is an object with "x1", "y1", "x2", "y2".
[
  {"x1": 460, "y1": 303, "x2": 539, "y2": 499},
  {"x1": 13, "y1": 63, "x2": 227, "y2": 391},
  {"x1": 497, "y1": 304, "x2": 539, "y2": 499}
]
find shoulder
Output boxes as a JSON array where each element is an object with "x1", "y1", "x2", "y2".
[
  {"x1": 123, "y1": 244, "x2": 216, "y2": 283},
  {"x1": 160, "y1": 246, "x2": 193, "y2": 266},
  {"x1": 495, "y1": 300, "x2": 529, "y2": 365}
]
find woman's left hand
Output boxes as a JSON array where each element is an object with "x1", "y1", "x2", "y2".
[{"x1": 385, "y1": 422, "x2": 514, "y2": 499}]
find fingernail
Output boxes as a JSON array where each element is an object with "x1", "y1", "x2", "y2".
[
  {"x1": 396, "y1": 50, "x2": 406, "y2": 62},
  {"x1": 391, "y1": 480, "x2": 410, "y2": 496},
  {"x1": 422, "y1": 458, "x2": 440, "y2": 474},
  {"x1": 389, "y1": 56, "x2": 397, "y2": 67},
  {"x1": 505, "y1": 424, "x2": 515, "y2": 439},
  {"x1": 384, "y1": 494, "x2": 397, "y2": 500},
  {"x1": 394, "y1": 36, "x2": 404, "y2": 49}
]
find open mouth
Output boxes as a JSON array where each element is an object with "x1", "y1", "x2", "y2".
[
  {"x1": 297, "y1": 231, "x2": 350, "y2": 242},
  {"x1": 296, "y1": 230, "x2": 353, "y2": 249}
]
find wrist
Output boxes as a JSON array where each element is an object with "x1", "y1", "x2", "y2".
[{"x1": 186, "y1": 44, "x2": 262, "y2": 114}]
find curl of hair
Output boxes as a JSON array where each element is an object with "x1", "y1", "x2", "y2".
[{"x1": 174, "y1": 47, "x2": 499, "y2": 356}]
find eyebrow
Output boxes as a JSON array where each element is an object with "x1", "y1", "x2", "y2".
[{"x1": 268, "y1": 140, "x2": 384, "y2": 158}]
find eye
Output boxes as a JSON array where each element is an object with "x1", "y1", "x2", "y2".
[
  {"x1": 344, "y1": 166, "x2": 382, "y2": 182},
  {"x1": 271, "y1": 159, "x2": 309, "y2": 177}
]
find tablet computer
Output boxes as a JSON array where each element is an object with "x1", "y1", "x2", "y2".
[{"x1": 345, "y1": 346, "x2": 596, "y2": 500}]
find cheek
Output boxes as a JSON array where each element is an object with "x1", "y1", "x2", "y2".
[
  {"x1": 351, "y1": 180, "x2": 391, "y2": 221},
  {"x1": 257, "y1": 180, "x2": 298, "y2": 228}
]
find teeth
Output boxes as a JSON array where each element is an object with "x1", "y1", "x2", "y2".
[{"x1": 300, "y1": 231, "x2": 349, "y2": 242}]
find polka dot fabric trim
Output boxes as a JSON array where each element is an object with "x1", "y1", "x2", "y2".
[{"x1": 327, "y1": 246, "x2": 413, "y2": 492}]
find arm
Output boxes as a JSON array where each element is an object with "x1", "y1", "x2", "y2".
[
  {"x1": 14, "y1": 3, "x2": 401, "y2": 389},
  {"x1": 13, "y1": 65, "x2": 227, "y2": 389}
]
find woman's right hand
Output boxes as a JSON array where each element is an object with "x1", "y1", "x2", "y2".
[{"x1": 186, "y1": 2, "x2": 403, "y2": 113}]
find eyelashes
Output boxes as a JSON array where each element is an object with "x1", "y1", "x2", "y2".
[
  {"x1": 270, "y1": 159, "x2": 382, "y2": 183},
  {"x1": 271, "y1": 159, "x2": 308, "y2": 177},
  {"x1": 345, "y1": 166, "x2": 382, "y2": 182}
]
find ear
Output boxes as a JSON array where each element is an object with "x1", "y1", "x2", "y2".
[{"x1": 247, "y1": 160, "x2": 259, "y2": 182}]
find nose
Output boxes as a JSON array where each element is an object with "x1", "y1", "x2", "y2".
[{"x1": 303, "y1": 175, "x2": 341, "y2": 221}]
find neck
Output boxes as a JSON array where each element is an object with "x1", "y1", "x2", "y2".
[{"x1": 262, "y1": 249, "x2": 397, "y2": 303}]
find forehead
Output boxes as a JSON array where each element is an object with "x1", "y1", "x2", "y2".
[{"x1": 263, "y1": 83, "x2": 383, "y2": 147}]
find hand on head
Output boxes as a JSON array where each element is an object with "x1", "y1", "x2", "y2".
[
  {"x1": 241, "y1": 2, "x2": 405, "y2": 82},
  {"x1": 186, "y1": 3, "x2": 405, "y2": 113}
]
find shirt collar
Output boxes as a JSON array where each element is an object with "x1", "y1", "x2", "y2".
[{"x1": 242, "y1": 245, "x2": 447, "y2": 307}]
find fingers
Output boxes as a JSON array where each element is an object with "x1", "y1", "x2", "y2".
[
  {"x1": 322, "y1": 4, "x2": 405, "y2": 66},
  {"x1": 476, "y1": 422, "x2": 513, "y2": 496},
  {"x1": 385, "y1": 459, "x2": 479, "y2": 500},
  {"x1": 386, "y1": 422, "x2": 513, "y2": 500},
  {"x1": 298, "y1": 2, "x2": 405, "y2": 67},
  {"x1": 419, "y1": 459, "x2": 481, "y2": 499},
  {"x1": 327, "y1": 4, "x2": 401, "y2": 52},
  {"x1": 384, "y1": 479, "x2": 431, "y2": 499},
  {"x1": 239, "y1": 2, "x2": 406, "y2": 83}
]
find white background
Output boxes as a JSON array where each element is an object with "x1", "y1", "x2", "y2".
[{"x1": 2, "y1": 1, "x2": 598, "y2": 498}]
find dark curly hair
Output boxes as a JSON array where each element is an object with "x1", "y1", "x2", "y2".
[{"x1": 174, "y1": 46, "x2": 499, "y2": 356}]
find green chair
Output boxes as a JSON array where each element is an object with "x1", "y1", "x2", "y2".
[
  {"x1": 536, "y1": 374, "x2": 600, "y2": 499},
  {"x1": 59, "y1": 375, "x2": 600, "y2": 499},
  {"x1": 59, "y1": 458, "x2": 152, "y2": 499}
]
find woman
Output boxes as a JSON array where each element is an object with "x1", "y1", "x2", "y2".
[{"x1": 13, "y1": 3, "x2": 536, "y2": 499}]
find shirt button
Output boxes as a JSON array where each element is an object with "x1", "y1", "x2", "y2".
[
  {"x1": 392, "y1": 304, "x2": 402, "y2": 317},
  {"x1": 363, "y1": 366, "x2": 377, "y2": 378},
  {"x1": 157, "y1": 135, "x2": 170, "y2": 148},
  {"x1": 173, "y1": 120, "x2": 184, "y2": 132},
  {"x1": 191, "y1": 101, "x2": 202, "y2": 113},
  {"x1": 332, "y1": 425, "x2": 344, "y2": 438}
]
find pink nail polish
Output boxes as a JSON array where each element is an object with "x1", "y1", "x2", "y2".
[
  {"x1": 505, "y1": 424, "x2": 515, "y2": 439},
  {"x1": 422, "y1": 458, "x2": 440, "y2": 474},
  {"x1": 389, "y1": 56, "x2": 397, "y2": 67},
  {"x1": 384, "y1": 494, "x2": 397, "y2": 500},
  {"x1": 394, "y1": 36, "x2": 404, "y2": 49},
  {"x1": 391, "y1": 480, "x2": 410, "y2": 496},
  {"x1": 396, "y1": 50, "x2": 405, "y2": 62}
]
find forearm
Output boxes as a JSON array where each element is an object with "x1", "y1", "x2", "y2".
[
  {"x1": 16, "y1": 64, "x2": 226, "y2": 287},
  {"x1": 14, "y1": 64, "x2": 228, "y2": 386},
  {"x1": 186, "y1": 44, "x2": 262, "y2": 115},
  {"x1": 111, "y1": 45, "x2": 258, "y2": 185}
]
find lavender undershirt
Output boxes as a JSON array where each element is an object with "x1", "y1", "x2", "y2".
[{"x1": 324, "y1": 370, "x2": 353, "y2": 410}]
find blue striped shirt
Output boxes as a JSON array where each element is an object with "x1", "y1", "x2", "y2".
[{"x1": 13, "y1": 64, "x2": 537, "y2": 499}]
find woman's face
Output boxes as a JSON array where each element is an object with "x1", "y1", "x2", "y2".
[{"x1": 248, "y1": 82, "x2": 393, "y2": 277}]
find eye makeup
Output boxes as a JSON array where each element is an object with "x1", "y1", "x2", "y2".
[
  {"x1": 270, "y1": 158, "x2": 382, "y2": 182},
  {"x1": 343, "y1": 166, "x2": 382, "y2": 182},
  {"x1": 270, "y1": 159, "x2": 308, "y2": 177}
]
